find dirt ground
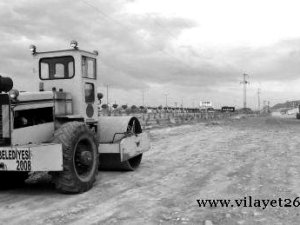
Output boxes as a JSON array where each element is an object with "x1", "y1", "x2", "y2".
[{"x1": 1, "y1": 116, "x2": 300, "y2": 225}]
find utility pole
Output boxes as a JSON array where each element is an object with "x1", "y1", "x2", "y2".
[
  {"x1": 263, "y1": 100, "x2": 266, "y2": 113},
  {"x1": 142, "y1": 90, "x2": 145, "y2": 107},
  {"x1": 240, "y1": 73, "x2": 250, "y2": 109},
  {"x1": 165, "y1": 94, "x2": 168, "y2": 108},
  {"x1": 257, "y1": 88, "x2": 261, "y2": 112},
  {"x1": 106, "y1": 84, "x2": 109, "y2": 105}
]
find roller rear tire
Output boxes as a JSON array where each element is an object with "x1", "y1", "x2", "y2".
[{"x1": 51, "y1": 122, "x2": 99, "y2": 193}]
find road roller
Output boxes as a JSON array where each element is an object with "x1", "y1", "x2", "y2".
[{"x1": 0, "y1": 41, "x2": 150, "y2": 193}]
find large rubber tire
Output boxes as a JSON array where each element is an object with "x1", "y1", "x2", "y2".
[
  {"x1": 99, "y1": 153, "x2": 143, "y2": 171},
  {"x1": 51, "y1": 122, "x2": 99, "y2": 193},
  {"x1": 0, "y1": 172, "x2": 28, "y2": 189}
]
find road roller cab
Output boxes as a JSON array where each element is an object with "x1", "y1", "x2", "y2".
[
  {"x1": 0, "y1": 41, "x2": 150, "y2": 193},
  {"x1": 31, "y1": 41, "x2": 98, "y2": 123}
]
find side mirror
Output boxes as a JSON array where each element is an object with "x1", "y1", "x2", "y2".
[
  {"x1": 97, "y1": 92, "x2": 103, "y2": 101},
  {"x1": 0, "y1": 75, "x2": 13, "y2": 93}
]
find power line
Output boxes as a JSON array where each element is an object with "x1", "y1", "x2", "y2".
[
  {"x1": 80, "y1": 0, "x2": 125, "y2": 27},
  {"x1": 79, "y1": 0, "x2": 200, "y2": 75}
]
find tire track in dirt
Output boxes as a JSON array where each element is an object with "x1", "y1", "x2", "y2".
[{"x1": 1, "y1": 117, "x2": 300, "y2": 224}]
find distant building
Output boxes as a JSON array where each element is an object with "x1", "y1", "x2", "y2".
[{"x1": 199, "y1": 101, "x2": 213, "y2": 109}]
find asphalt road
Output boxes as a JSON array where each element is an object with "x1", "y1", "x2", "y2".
[{"x1": 1, "y1": 116, "x2": 300, "y2": 225}]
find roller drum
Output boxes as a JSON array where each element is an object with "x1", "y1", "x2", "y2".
[{"x1": 98, "y1": 116, "x2": 143, "y2": 171}]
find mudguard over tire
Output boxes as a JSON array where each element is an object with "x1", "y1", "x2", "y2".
[{"x1": 51, "y1": 122, "x2": 99, "y2": 193}]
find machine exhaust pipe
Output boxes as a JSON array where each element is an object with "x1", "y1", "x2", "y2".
[{"x1": 0, "y1": 75, "x2": 13, "y2": 93}]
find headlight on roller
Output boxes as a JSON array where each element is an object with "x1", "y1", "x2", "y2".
[{"x1": 9, "y1": 89, "x2": 19, "y2": 100}]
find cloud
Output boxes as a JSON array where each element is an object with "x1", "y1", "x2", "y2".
[
  {"x1": 226, "y1": 39, "x2": 300, "y2": 82},
  {"x1": 1, "y1": 0, "x2": 300, "y2": 107},
  {"x1": 0, "y1": 0, "x2": 198, "y2": 89}
]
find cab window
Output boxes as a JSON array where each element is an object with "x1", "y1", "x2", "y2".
[
  {"x1": 82, "y1": 56, "x2": 96, "y2": 79},
  {"x1": 39, "y1": 56, "x2": 75, "y2": 80},
  {"x1": 55, "y1": 63, "x2": 64, "y2": 78},
  {"x1": 85, "y1": 83, "x2": 95, "y2": 102},
  {"x1": 40, "y1": 63, "x2": 49, "y2": 79}
]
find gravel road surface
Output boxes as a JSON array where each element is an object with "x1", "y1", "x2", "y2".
[{"x1": 1, "y1": 116, "x2": 300, "y2": 225}]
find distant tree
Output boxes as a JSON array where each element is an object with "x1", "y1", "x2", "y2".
[
  {"x1": 112, "y1": 104, "x2": 118, "y2": 109},
  {"x1": 122, "y1": 105, "x2": 128, "y2": 110},
  {"x1": 127, "y1": 105, "x2": 137, "y2": 114},
  {"x1": 139, "y1": 105, "x2": 147, "y2": 113},
  {"x1": 101, "y1": 104, "x2": 108, "y2": 109},
  {"x1": 158, "y1": 105, "x2": 162, "y2": 110},
  {"x1": 131, "y1": 105, "x2": 137, "y2": 111}
]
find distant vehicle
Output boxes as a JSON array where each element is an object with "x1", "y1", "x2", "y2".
[{"x1": 221, "y1": 106, "x2": 235, "y2": 112}]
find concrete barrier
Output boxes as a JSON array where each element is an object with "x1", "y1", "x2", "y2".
[{"x1": 99, "y1": 111, "x2": 235, "y2": 129}]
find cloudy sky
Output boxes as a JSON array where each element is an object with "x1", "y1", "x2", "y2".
[{"x1": 1, "y1": 0, "x2": 300, "y2": 108}]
